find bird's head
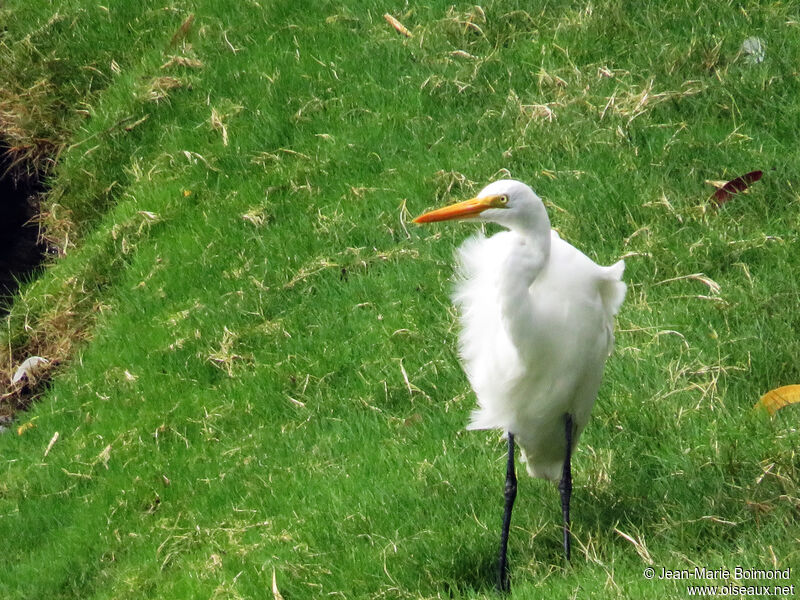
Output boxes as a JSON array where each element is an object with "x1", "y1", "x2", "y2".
[{"x1": 413, "y1": 179, "x2": 547, "y2": 231}]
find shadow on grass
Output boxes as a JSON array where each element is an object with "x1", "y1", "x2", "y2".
[{"x1": 440, "y1": 539, "x2": 499, "y2": 596}]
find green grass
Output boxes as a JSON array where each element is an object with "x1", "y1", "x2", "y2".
[{"x1": 1, "y1": 1, "x2": 799, "y2": 598}]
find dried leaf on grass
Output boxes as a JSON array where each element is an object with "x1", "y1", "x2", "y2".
[
  {"x1": 170, "y1": 14, "x2": 195, "y2": 47},
  {"x1": 755, "y1": 385, "x2": 800, "y2": 416},
  {"x1": 384, "y1": 14, "x2": 411, "y2": 37},
  {"x1": 710, "y1": 170, "x2": 763, "y2": 208},
  {"x1": 17, "y1": 421, "x2": 35, "y2": 435}
]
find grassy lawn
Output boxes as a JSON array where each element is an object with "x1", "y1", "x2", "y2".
[{"x1": 1, "y1": 1, "x2": 798, "y2": 598}]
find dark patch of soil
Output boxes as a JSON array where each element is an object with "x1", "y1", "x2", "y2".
[{"x1": 0, "y1": 141, "x2": 47, "y2": 312}]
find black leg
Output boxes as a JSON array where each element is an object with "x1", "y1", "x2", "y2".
[
  {"x1": 558, "y1": 414, "x2": 573, "y2": 562},
  {"x1": 497, "y1": 433, "x2": 517, "y2": 593}
]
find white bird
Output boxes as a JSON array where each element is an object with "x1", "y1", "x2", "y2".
[{"x1": 413, "y1": 179, "x2": 626, "y2": 591}]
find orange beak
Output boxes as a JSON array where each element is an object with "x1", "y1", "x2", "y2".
[{"x1": 413, "y1": 195, "x2": 507, "y2": 224}]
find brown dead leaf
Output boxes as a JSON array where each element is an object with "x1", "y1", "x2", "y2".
[
  {"x1": 710, "y1": 170, "x2": 763, "y2": 208},
  {"x1": 170, "y1": 14, "x2": 195, "y2": 47}
]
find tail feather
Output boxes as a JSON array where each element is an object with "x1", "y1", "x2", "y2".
[{"x1": 599, "y1": 259, "x2": 626, "y2": 316}]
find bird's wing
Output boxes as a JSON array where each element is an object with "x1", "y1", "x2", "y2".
[{"x1": 548, "y1": 232, "x2": 626, "y2": 352}]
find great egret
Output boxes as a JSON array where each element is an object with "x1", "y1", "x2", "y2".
[{"x1": 413, "y1": 179, "x2": 626, "y2": 592}]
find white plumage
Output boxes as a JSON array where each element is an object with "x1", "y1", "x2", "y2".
[
  {"x1": 456, "y1": 227, "x2": 625, "y2": 480},
  {"x1": 414, "y1": 179, "x2": 625, "y2": 587},
  {"x1": 417, "y1": 179, "x2": 626, "y2": 480}
]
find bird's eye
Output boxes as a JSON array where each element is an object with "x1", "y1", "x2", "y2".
[{"x1": 499, "y1": 195, "x2": 509, "y2": 205}]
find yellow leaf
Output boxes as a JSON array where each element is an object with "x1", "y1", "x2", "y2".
[
  {"x1": 17, "y1": 422, "x2": 35, "y2": 435},
  {"x1": 755, "y1": 385, "x2": 800, "y2": 416}
]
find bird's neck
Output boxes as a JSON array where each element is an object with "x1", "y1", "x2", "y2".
[
  {"x1": 498, "y1": 225, "x2": 550, "y2": 357},
  {"x1": 502, "y1": 205, "x2": 551, "y2": 284}
]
